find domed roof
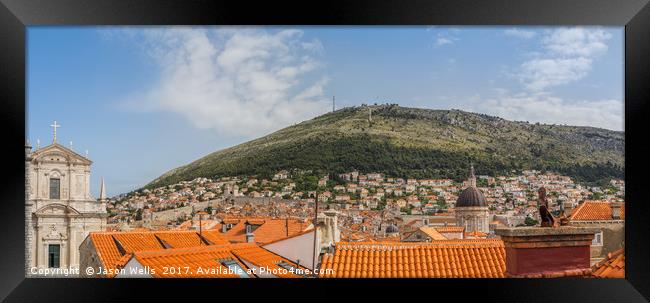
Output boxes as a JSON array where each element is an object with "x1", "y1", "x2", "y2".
[
  {"x1": 456, "y1": 186, "x2": 487, "y2": 207},
  {"x1": 385, "y1": 224, "x2": 399, "y2": 234}
]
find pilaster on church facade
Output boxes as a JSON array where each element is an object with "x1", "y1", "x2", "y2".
[{"x1": 26, "y1": 134, "x2": 108, "y2": 275}]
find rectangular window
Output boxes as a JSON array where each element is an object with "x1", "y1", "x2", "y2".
[
  {"x1": 49, "y1": 178, "x2": 60, "y2": 200},
  {"x1": 221, "y1": 260, "x2": 249, "y2": 278},
  {"x1": 48, "y1": 244, "x2": 60, "y2": 268},
  {"x1": 592, "y1": 231, "x2": 604, "y2": 246}
]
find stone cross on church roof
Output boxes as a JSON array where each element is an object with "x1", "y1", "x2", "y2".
[{"x1": 50, "y1": 120, "x2": 60, "y2": 143}]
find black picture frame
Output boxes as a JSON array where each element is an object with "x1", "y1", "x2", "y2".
[{"x1": 1, "y1": 0, "x2": 649, "y2": 302}]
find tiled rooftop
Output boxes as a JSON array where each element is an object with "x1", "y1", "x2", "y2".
[
  {"x1": 591, "y1": 248, "x2": 625, "y2": 278},
  {"x1": 130, "y1": 245, "x2": 246, "y2": 278},
  {"x1": 215, "y1": 218, "x2": 312, "y2": 244},
  {"x1": 418, "y1": 226, "x2": 448, "y2": 240},
  {"x1": 570, "y1": 201, "x2": 625, "y2": 221},
  {"x1": 435, "y1": 226, "x2": 465, "y2": 233},
  {"x1": 319, "y1": 239, "x2": 506, "y2": 278},
  {"x1": 177, "y1": 219, "x2": 220, "y2": 230},
  {"x1": 230, "y1": 244, "x2": 307, "y2": 278},
  {"x1": 89, "y1": 230, "x2": 229, "y2": 276},
  {"x1": 129, "y1": 243, "x2": 306, "y2": 278}
]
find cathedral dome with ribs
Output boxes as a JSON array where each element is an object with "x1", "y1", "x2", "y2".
[
  {"x1": 455, "y1": 164, "x2": 487, "y2": 207},
  {"x1": 456, "y1": 186, "x2": 487, "y2": 207}
]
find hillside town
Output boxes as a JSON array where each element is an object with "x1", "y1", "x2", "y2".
[
  {"x1": 106, "y1": 169, "x2": 624, "y2": 240},
  {"x1": 26, "y1": 129, "x2": 625, "y2": 279}
]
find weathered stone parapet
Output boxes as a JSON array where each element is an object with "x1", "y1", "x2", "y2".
[{"x1": 495, "y1": 226, "x2": 599, "y2": 278}]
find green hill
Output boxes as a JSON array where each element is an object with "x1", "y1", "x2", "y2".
[{"x1": 146, "y1": 105, "x2": 624, "y2": 189}]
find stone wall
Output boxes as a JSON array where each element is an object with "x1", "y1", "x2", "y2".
[
  {"x1": 146, "y1": 197, "x2": 302, "y2": 223},
  {"x1": 78, "y1": 236, "x2": 104, "y2": 277},
  {"x1": 570, "y1": 220, "x2": 624, "y2": 263},
  {"x1": 148, "y1": 200, "x2": 212, "y2": 222}
]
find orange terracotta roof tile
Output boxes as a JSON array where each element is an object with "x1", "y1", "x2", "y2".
[
  {"x1": 154, "y1": 230, "x2": 208, "y2": 248},
  {"x1": 130, "y1": 245, "x2": 246, "y2": 278},
  {"x1": 319, "y1": 239, "x2": 506, "y2": 278},
  {"x1": 418, "y1": 227, "x2": 448, "y2": 240},
  {"x1": 124, "y1": 243, "x2": 306, "y2": 278},
  {"x1": 434, "y1": 226, "x2": 465, "y2": 233},
  {"x1": 199, "y1": 230, "x2": 230, "y2": 246},
  {"x1": 246, "y1": 219, "x2": 266, "y2": 225},
  {"x1": 89, "y1": 233, "x2": 124, "y2": 276},
  {"x1": 222, "y1": 218, "x2": 242, "y2": 225},
  {"x1": 231, "y1": 244, "x2": 308, "y2": 278},
  {"x1": 177, "y1": 219, "x2": 220, "y2": 230},
  {"x1": 217, "y1": 218, "x2": 312, "y2": 244},
  {"x1": 570, "y1": 201, "x2": 625, "y2": 221},
  {"x1": 89, "y1": 229, "x2": 230, "y2": 275},
  {"x1": 111, "y1": 232, "x2": 164, "y2": 252},
  {"x1": 591, "y1": 248, "x2": 625, "y2": 278}
]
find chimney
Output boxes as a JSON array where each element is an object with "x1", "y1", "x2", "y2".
[
  {"x1": 495, "y1": 226, "x2": 599, "y2": 278},
  {"x1": 611, "y1": 202, "x2": 622, "y2": 220},
  {"x1": 246, "y1": 231, "x2": 254, "y2": 243},
  {"x1": 317, "y1": 210, "x2": 340, "y2": 248},
  {"x1": 245, "y1": 224, "x2": 254, "y2": 243},
  {"x1": 221, "y1": 224, "x2": 227, "y2": 233}
]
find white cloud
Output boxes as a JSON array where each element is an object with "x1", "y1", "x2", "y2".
[
  {"x1": 464, "y1": 92, "x2": 623, "y2": 131},
  {"x1": 436, "y1": 37, "x2": 453, "y2": 46},
  {"x1": 515, "y1": 27, "x2": 612, "y2": 91},
  {"x1": 542, "y1": 28, "x2": 612, "y2": 57},
  {"x1": 115, "y1": 27, "x2": 330, "y2": 138},
  {"x1": 504, "y1": 28, "x2": 536, "y2": 39},
  {"x1": 434, "y1": 30, "x2": 459, "y2": 46},
  {"x1": 519, "y1": 57, "x2": 593, "y2": 91}
]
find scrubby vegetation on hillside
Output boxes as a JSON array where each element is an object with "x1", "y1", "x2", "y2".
[{"x1": 146, "y1": 105, "x2": 624, "y2": 189}]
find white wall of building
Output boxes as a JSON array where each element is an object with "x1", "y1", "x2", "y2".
[{"x1": 263, "y1": 231, "x2": 316, "y2": 270}]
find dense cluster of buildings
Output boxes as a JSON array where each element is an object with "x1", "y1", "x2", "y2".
[{"x1": 25, "y1": 124, "x2": 626, "y2": 278}]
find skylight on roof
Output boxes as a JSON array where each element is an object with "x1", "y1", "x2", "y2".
[
  {"x1": 277, "y1": 261, "x2": 308, "y2": 277},
  {"x1": 221, "y1": 260, "x2": 249, "y2": 278}
]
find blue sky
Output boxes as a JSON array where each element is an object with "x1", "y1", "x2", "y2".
[{"x1": 27, "y1": 26, "x2": 623, "y2": 197}]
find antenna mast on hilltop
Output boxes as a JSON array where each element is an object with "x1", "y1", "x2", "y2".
[{"x1": 332, "y1": 96, "x2": 336, "y2": 112}]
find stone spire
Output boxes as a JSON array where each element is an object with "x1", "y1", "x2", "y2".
[
  {"x1": 99, "y1": 177, "x2": 106, "y2": 201},
  {"x1": 469, "y1": 164, "x2": 476, "y2": 188}
]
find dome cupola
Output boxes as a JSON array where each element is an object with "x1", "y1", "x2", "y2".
[{"x1": 456, "y1": 164, "x2": 487, "y2": 207}]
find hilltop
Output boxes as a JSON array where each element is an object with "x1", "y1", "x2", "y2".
[{"x1": 145, "y1": 105, "x2": 624, "y2": 189}]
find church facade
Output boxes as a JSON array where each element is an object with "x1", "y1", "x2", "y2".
[{"x1": 25, "y1": 125, "x2": 107, "y2": 276}]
